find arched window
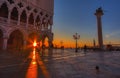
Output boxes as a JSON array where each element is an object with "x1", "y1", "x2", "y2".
[
  {"x1": 35, "y1": 16, "x2": 40, "y2": 29},
  {"x1": 11, "y1": 7, "x2": 18, "y2": 21},
  {"x1": 0, "y1": 3, "x2": 8, "y2": 18},
  {"x1": 20, "y1": 10, "x2": 27, "y2": 23},
  {"x1": 36, "y1": 16, "x2": 40, "y2": 23},
  {"x1": 29, "y1": 13, "x2": 34, "y2": 25},
  {"x1": 34, "y1": 9, "x2": 37, "y2": 13}
]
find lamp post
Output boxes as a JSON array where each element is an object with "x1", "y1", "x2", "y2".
[{"x1": 73, "y1": 33, "x2": 80, "y2": 52}]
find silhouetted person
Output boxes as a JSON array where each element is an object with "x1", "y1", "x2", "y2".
[
  {"x1": 84, "y1": 45, "x2": 87, "y2": 52},
  {"x1": 95, "y1": 65, "x2": 100, "y2": 73}
]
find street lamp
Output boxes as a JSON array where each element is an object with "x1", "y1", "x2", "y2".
[{"x1": 73, "y1": 33, "x2": 80, "y2": 52}]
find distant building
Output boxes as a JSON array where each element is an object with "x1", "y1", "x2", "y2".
[
  {"x1": 106, "y1": 44, "x2": 120, "y2": 51},
  {"x1": 0, "y1": 0, "x2": 54, "y2": 50}
]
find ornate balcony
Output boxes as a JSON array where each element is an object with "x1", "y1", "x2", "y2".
[{"x1": 0, "y1": 16, "x2": 37, "y2": 31}]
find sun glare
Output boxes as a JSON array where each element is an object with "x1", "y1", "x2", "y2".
[{"x1": 33, "y1": 41, "x2": 37, "y2": 47}]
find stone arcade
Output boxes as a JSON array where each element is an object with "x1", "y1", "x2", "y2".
[{"x1": 0, "y1": 0, "x2": 54, "y2": 50}]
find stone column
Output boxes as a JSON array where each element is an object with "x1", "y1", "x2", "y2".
[
  {"x1": 7, "y1": 10, "x2": 11, "y2": 24},
  {"x1": 3, "y1": 37, "x2": 8, "y2": 50},
  {"x1": 46, "y1": 23, "x2": 49, "y2": 30},
  {"x1": 40, "y1": 18, "x2": 43, "y2": 30},
  {"x1": 48, "y1": 40, "x2": 53, "y2": 48},
  {"x1": 42, "y1": 38, "x2": 45, "y2": 49},
  {"x1": 94, "y1": 7, "x2": 104, "y2": 49},
  {"x1": 17, "y1": 13, "x2": 21, "y2": 25},
  {"x1": 34, "y1": 18, "x2": 36, "y2": 28},
  {"x1": 26, "y1": 16, "x2": 29, "y2": 28},
  {"x1": 41, "y1": 24, "x2": 44, "y2": 31},
  {"x1": 48, "y1": 34, "x2": 53, "y2": 48},
  {"x1": 44, "y1": 23, "x2": 47, "y2": 29},
  {"x1": 50, "y1": 25, "x2": 52, "y2": 32}
]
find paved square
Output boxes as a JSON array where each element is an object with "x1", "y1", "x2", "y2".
[
  {"x1": 0, "y1": 49, "x2": 120, "y2": 78},
  {"x1": 42, "y1": 49, "x2": 120, "y2": 78}
]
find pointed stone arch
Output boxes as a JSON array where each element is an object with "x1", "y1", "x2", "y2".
[
  {"x1": 7, "y1": 27, "x2": 27, "y2": 41},
  {"x1": 29, "y1": 13, "x2": 34, "y2": 25},
  {"x1": 11, "y1": 7, "x2": 18, "y2": 21},
  {"x1": 0, "y1": 3, "x2": 8, "y2": 18},
  {"x1": 35, "y1": 15, "x2": 41, "y2": 29},
  {"x1": 20, "y1": 10, "x2": 27, "y2": 23},
  {"x1": 44, "y1": 35, "x2": 49, "y2": 48},
  {"x1": 41, "y1": 18, "x2": 46, "y2": 30},
  {"x1": 36, "y1": 15, "x2": 40, "y2": 23},
  {"x1": 41, "y1": 32, "x2": 53, "y2": 48},
  {"x1": 7, "y1": 29, "x2": 24, "y2": 50}
]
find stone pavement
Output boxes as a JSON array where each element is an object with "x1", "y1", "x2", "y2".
[
  {"x1": 0, "y1": 50, "x2": 29, "y2": 67},
  {"x1": 41, "y1": 49, "x2": 120, "y2": 78},
  {"x1": 0, "y1": 49, "x2": 120, "y2": 78}
]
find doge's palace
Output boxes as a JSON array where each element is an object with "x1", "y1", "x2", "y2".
[{"x1": 0, "y1": 0, "x2": 54, "y2": 50}]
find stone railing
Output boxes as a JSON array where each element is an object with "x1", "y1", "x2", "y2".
[
  {"x1": 0, "y1": 17, "x2": 8, "y2": 23},
  {"x1": 28, "y1": 24, "x2": 36, "y2": 30},
  {"x1": 20, "y1": 22, "x2": 26, "y2": 28},
  {"x1": 0, "y1": 17, "x2": 40, "y2": 31},
  {"x1": 10, "y1": 19, "x2": 17, "y2": 25},
  {"x1": 41, "y1": 28, "x2": 51, "y2": 32}
]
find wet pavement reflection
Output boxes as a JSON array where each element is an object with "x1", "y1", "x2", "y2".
[
  {"x1": 25, "y1": 48, "x2": 50, "y2": 78},
  {"x1": 0, "y1": 49, "x2": 120, "y2": 78},
  {"x1": 25, "y1": 48, "x2": 38, "y2": 78}
]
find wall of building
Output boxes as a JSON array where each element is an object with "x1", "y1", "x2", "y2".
[
  {"x1": 26, "y1": 0, "x2": 54, "y2": 14},
  {"x1": 0, "y1": 0, "x2": 54, "y2": 50}
]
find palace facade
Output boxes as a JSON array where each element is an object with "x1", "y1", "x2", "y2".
[{"x1": 0, "y1": 0, "x2": 54, "y2": 50}]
